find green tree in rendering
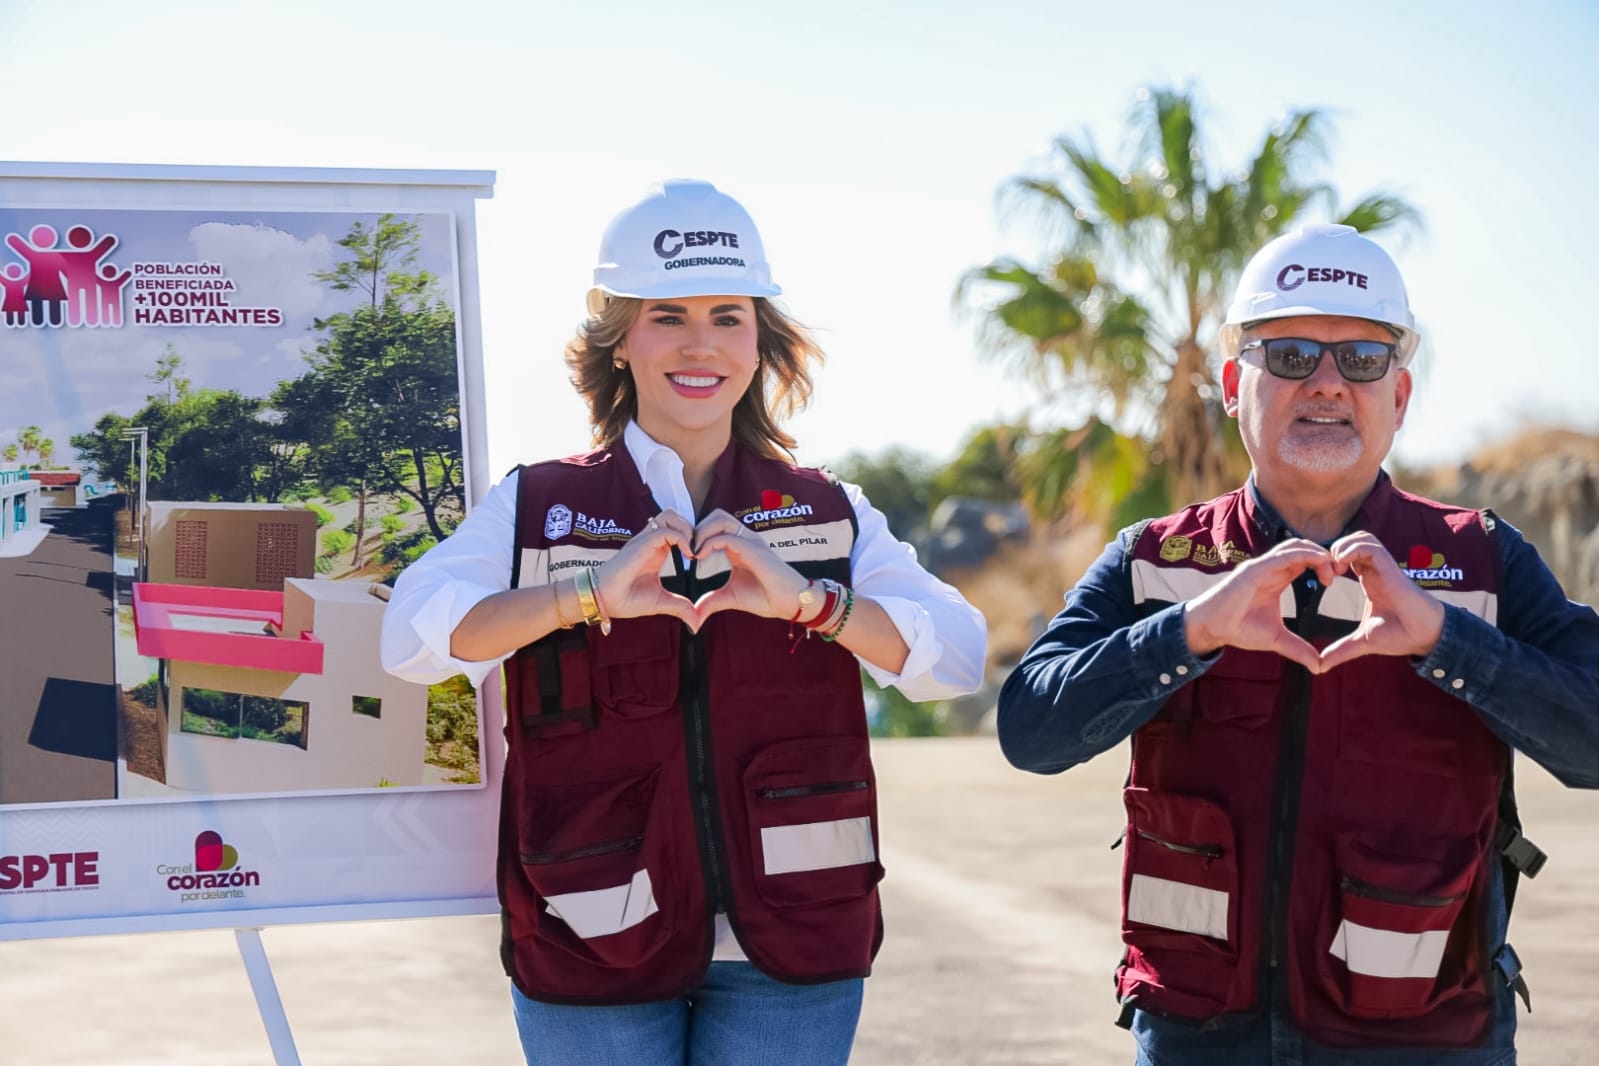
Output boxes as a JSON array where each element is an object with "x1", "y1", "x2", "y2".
[
  {"x1": 276, "y1": 215, "x2": 463, "y2": 554},
  {"x1": 17, "y1": 425, "x2": 42, "y2": 467}
]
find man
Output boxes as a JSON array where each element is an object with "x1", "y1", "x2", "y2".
[{"x1": 997, "y1": 224, "x2": 1598, "y2": 1064}]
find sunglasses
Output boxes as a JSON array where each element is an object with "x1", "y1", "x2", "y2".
[{"x1": 1238, "y1": 338, "x2": 1397, "y2": 383}]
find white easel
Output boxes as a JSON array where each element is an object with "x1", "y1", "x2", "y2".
[{"x1": 236, "y1": 927, "x2": 302, "y2": 1065}]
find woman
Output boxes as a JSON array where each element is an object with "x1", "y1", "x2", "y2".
[{"x1": 381, "y1": 179, "x2": 986, "y2": 1066}]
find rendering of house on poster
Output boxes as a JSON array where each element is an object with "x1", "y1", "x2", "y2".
[
  {"x1": 0, "y1": 197, "x2": 484, "y2": 809},
  {"x1": 0, "y1": 163, "x2": 499, "y2": 943},
  {"x1": 132, "y1": 578, "x2": 428, "y2": 795}
]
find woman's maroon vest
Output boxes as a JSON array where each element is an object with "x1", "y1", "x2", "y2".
[
  {"x1": 1118, "y1": 479, "x2": 1508, "y2": 1047},
  {"x1": 499, "y1": 442, "x2": 881, "y2": 1004}
]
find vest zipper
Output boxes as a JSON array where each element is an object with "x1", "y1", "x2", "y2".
[
  {"x1": 1265, "y1": 662, "x2": 1312, "y2": 982},
  {"x1": 682, "y1": 633, "x2": 727, "y2": 916},
  {"x1": 1134, "y1": 829, "x2": 1224, "y2": 863},
  {"x1": 1340, "y1": 875, "x2": 1462, "y2": 908},
  {"x1": 757, "y1": 780, "x2": 869, "y2": 801},
  {"x1": 520, "y1": 835, "x2": 642, "y2": 865}
]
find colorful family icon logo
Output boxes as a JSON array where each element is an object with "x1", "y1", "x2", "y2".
[{"x1": 1, "y1": 223, "x2": 132, "y2": 329}]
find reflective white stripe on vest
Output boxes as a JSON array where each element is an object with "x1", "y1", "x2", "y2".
[
  {"x1": 1328, "y1": 918, "x2": 1449, "y2": 979},
  {"x1": 1318, "y1": 576, "x2": 1498, "y2": 626},
  {"x1": 1318, "y1": 576, "x2": 1367, "y2": 623},
  {"x1": 1431, "y1": 589, "x2": 1497, "y2": 626},
  {"x1": 694, "y1": 518, "x2": 855, "y2": 580},
  {"x1": 543, "y1": 868, "x2": 658, "y2": 939},
  {"x1": 1127, "y1": 873, "x2": 1229, "y2": 940},
  {"x1": 1131, "y1": 559, "x2": 1295, "y2": 618},
  {"x1": 516, "y1": 546, "x2": 621, "y2": 589},
  {"x1": 761, "y1": 817, "x2": 876, "y2": 875}
]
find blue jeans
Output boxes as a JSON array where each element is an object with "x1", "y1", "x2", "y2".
[{"x1": 510, "y1": 961, "x2": 864, "y2": 1066}]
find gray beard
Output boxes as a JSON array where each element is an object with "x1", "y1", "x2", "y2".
[{"x1": 1278, "y1": 435, "x2": 1364, "y2": 473}]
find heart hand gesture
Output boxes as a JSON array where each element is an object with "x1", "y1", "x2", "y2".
[
  {"x1": 1318, "y1": 533, "x2": 1445, "y2": 671},
  {"x1": 591, "y1": 509, "x2": 699, "y2": 628},
  {"x1": 1182, "y1": 538, "x2": 1334, "y2": 674},
  {"x1": 685, "y1": 509, "x2": 808, "y2": 626}
]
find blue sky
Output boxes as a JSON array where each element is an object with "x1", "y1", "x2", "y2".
[{"x1": 3, "y1": 0, "x2": 1596, "y2": 477}]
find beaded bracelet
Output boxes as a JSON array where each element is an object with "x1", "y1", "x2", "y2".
[{"x1": 819, "y1": 587, "x2": 855, "y2": 642}]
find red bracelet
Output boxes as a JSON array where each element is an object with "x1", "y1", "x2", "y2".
[
  {"x1": 804, "y1": 584, "x2": 843, "y2": 630},
  {"x1": 787, "y1": 581, "x2": 841, "y2": 653}
]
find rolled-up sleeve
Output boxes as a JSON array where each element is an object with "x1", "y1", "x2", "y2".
[
  {"x1": 842, "y1": 481, "x2": 988, "y2": 702},
  {"x1": 379, "y1": 474, "x2": 520, "y2": 689}
]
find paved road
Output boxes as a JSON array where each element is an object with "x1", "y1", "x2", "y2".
[
  {"x1": 0, "y1": 739, "x2": 1593, "y2": 1064},
  {"x1": 0, "y1": 502, "x2": 118, "y2": 805}
]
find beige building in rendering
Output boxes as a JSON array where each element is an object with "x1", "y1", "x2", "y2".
[
  {"x1": 135, "y1": 577, "x2": 433, "y2": 795},
  {"x1": 143, "y1": 501, "x2": 318, "y2": 589}
]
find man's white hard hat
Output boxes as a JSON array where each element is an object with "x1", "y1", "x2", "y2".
[
  {"x1": 1219, "y1": 223, "x2": 1419, "y2": 365},
  {"x1": 586, "y1": 179, "x2": 781, "y2": 316}
]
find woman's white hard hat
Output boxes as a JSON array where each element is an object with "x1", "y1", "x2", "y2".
[
  {"x1": 1219, "y1": 223, "x2": 1420, "y2": 365},
  {"x1": 587, "y1": 179, "x2": 781, "y2": 315}
]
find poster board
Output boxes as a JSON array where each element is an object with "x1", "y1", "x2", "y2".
[{"x1": 0, "y1": 162, "x2": 501, "y2": 939}]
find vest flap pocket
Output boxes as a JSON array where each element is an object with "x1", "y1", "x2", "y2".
[
  {"x1": 743, "y1": 736, "x2": 883, "y2": 911},
  {"x1": 592, "y1": 617, "x2": 680, "y2": 719},
  {"x1": 1122, "y1": 787, "x2": 1238, "y2": 952},
  {"x1": 1318, "y1": 831, "x2": 1476, "y2": 1020},
  {"x1": 518, "y1": 765, "x2": 670, "y2": 967},
  {"x1": 1194, "y1": 649, "x2": 1282, "y2": 729},
  {"x1": 725, "y1": 615, "x2": 855, "y2": 699}
]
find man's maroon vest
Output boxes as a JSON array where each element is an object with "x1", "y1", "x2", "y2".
[
  {"x1": 499, "y1": 441, "x2": 881, "y2": 1004},
  {"x1": 1117, "y1": 478, "x2": 1507, "y2": 1047}
]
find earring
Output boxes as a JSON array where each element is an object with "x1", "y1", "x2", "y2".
[{"x1": 613, "y1": 357, "x2": 627, "y2": 370}]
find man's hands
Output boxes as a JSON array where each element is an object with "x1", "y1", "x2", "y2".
[
  {"x1": 1317, "y1": 533, "x2": 1446, "y2": 670},
  {"x1": 1183, "y1": 535, "x2": 1445, "y2": 673},
  {"x1": 1183, "y1": 539, "x2": 1333, "y2": 673}
]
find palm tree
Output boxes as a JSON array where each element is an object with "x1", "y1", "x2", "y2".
[
  {"x1": 958, "y1": 86, "x2": 1419, "y2": 518},
  {"x1": 17, "y1": 425, "x2": 42, "y2": 468},
  {"x1": 38, "y1": 438, "x2": 54, "y2": 467},
  {"x1": 2, "y1": 444, "x2": 16, "y2": 465}
]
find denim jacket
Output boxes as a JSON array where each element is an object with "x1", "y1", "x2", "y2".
[{"x1": 997, "y1": 475, "x2": 1599, "y2": 1065}]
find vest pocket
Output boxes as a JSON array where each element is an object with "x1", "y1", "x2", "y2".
[
  {"x1": 592, "y1": 618, "x2": 680, "y2": 720},
  {"x1": 1316, "y1": 831, "x2": 1475, "y2": 1019},
  {"x1": 743, "y1": 736, "x2": 883, "y2": 911},
  {"x1": 1194, "y1": 648, "x2": 1282, "y2": 729},
  {"x1": 1118, "y1": 788, "x2": 1241, "y2": 1015},
  {"x1": 518, "y1": 765, "x2": 671, "y2": 968}
]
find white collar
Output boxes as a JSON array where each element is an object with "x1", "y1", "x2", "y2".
[{"x1": 622, "y1": 421, "x2": 694, "y2": 521}]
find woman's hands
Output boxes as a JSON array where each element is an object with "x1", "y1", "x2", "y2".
[
  {"x1": 591, "y1": 508, "x2": 810, "y2": 630},
  {"x1": 590, "y1": 509, "x2": 700, "y2": 628},
  {"x1": 687, "y1": 509, "x2": 811, "y2": 624}
]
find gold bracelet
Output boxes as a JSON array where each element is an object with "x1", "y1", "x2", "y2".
[
  {"x1": 573, "y1": 566, "x2": 611, "y2": 635},
  {"x1": 551, "y1": 580, "x2": 577, "y2": 629}
]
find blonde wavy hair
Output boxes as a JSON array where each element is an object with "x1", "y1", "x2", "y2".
[{"x1": 564, "y1": 296, "x2": 823, "y2": 460}]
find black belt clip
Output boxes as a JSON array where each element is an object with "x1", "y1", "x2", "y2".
[
  {"x1": 1492, "y1": 943, "x2": 1532, "y2": 1013},
  {"x1": 1494, "y1": 822, "x2": 1548, "y2": 878}
]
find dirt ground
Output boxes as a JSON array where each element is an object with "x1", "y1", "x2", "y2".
[{"x1": 0, "y1": 738, "x2": 1593, "y2": 1065}]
